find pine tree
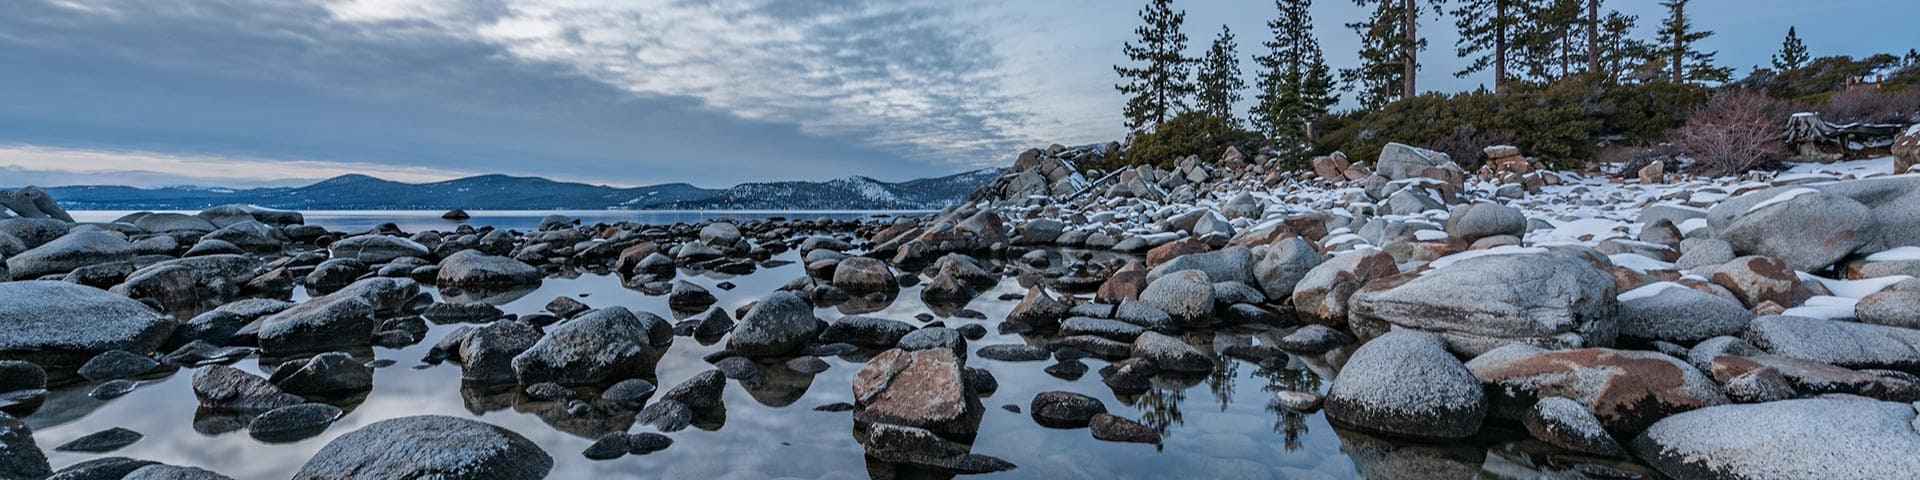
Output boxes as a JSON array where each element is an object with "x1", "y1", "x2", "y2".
[
  {"x1": 1342, "y1": 0, "x2": 1436, "y2": 107},
  {"x1": 1115, "y1": 0, "x2": 1195, "y2": 131},
  {"x1": 1451, "y1": 0, "x2": 1531, "y2": 93},
  {"x1": 1653, "y1": 0, "x2": 1731, "y2": 84},
  {"x1": 1195, "y1": 25, "x2": 1246, "y2": 121},
  {"x1": 1252, "y1": 0, "x2": 1339, "y2": 150},
  {"x1": 1514, "y1": 0, "x2": 1587, "y2": 81},
  {"x1": 1593, "y1": 10, "x2": 1650, "y2": 81},
  {"x1": 1585, "y1": 0, "x2": 1601, "y2": 73},
  {"x1": 1771, "y1": 26, "x2": 1809, "y2": 71}
]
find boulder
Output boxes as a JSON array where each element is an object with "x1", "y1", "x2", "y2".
[
  {"x1": 819, "y1": 316, "x2": 914, "y2": 348},
  {"x1": 5, "y1": 229, "x2": 134, "y2": 279},
  {"x1": 1615, "y1": 283, "x2": 1754, "y2": 346},
  {"x1": 436, "y1": 250, "x2": 541, "y2": 287},
  {"x1": 1253, "y1": 236, "x2": 1322, "y2": 302},
  {"x1": 327, "y1": 235, "x2": 430, "y2": 264},
  {"x1": 831, "y1": 257, "x2": 897, "y2": 295},
  {"x1": 1444, "y1": 202, "x2": 1526, "y2": 243},
  {"x1": 1029, "y1": 391, "x2": 1106, "y2": 428},
  {"x1": 1007, "y1": 285, "x2": 1069, "y2": 327},
  {"x1": 1324, "y1": 330, "x2": 1485, "y2": 439},
  {"x1": 1856, "y1": 278, "x2": 1920, "y2": 329},
  {"x1": 1292, "y1": 250, "x2": 1397, "y2": 326},
  {"x1": 1146, "y1": 245, "x2": 1255, "y2": 286},
  {"x1": 727, "y1": 291, "x2": 821, "y2": 357},
  {"x1": 1524, "y1": 396, "x2": 1627, "y2": 458},
  {"x1": 256, "y1": 294, "x2": 377, "y2": 355},
  {"x1": 1138, "y1": 270, "x2": 1213, "y2": 326},
  {"x1": 0, "y1": 412, "x2": 51, "y2": 479},
  {"x1": 1349, "y1": 250, "x2": 1617, "y2": 356},
  {"x1": 1631, "y1": 397, "x2": 1920, "y2": 480},
  {"x1": 459, "y1": 320, "x2": 542, "y2": 384},
  {"x1": 273, "y1": 352, "x2": 373, "y2": 395},
  {"x1": 512, "y1": 307, "x2": 665, "y2": 386},
  {"x1": 1712, "y1": 188, "x2": 1875, "y2": 271},
  {"x1": 1130, "y1": 331, "x2": 1212, "y2": 373},
  {"x1": 192, "y1": 365, "x2": 304, "y2": 413},
  {"x1": 1375, "y1": 143, "x2": 1450, "y2": 181},
  {"x1": 698, "y1": 222, "x2": 742, "y2": 248},
  {"x1": 293, "y1": 415, "x2": 552, "y2": 480},
  {"x1": 1744, "y1": 315, "x2": 1920, "y2": 372},
  {"x1": 1710, "y1": 176, "x2": 1920, "y2": 262},
  {"x1": 1709, "y1": 256, "x2": 1814, "y2": 309},
  {"x1": 1466, "y1": 345, "x2": 1727, "y2": 434},
  {"x1": 852, "y1": 348, "x2": 981, "y2": 436},
  {"x1": 0, "y1": 281, "x2": 172, "y2": 370},
  {"x1": 858, "y1": 423, "x2": 1014, "y2": 474}
]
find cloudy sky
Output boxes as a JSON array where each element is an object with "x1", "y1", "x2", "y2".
[{"x1": 0, "y1": 0, "x2": 1909, "y2": 188}]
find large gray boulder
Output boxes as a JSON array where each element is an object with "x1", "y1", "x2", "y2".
[
  {"x1": 5, "y1": 228, "x2": 134, "y2": 279},
  {"x1": 1856, "y1": 278, "x2": 1920, "y2": 329},
  {"x1": 1325, "y1": 330, "x2": 1485, "y2": 439},
  {"x1": 0, "y1": 186, "x2": 74, "y2": 222},
  {"x1": 512, "y1": 306, "x2": 664, "y2": 386},
  {"x1": 293, "y1": 415, "x2": 551, "y2": 480},
  {"x1": 436, "y1": 250, "x2": 541, "y2": 288},
  {"x1": 1444, "y1": 202, "x2": 1526, "y2": 243},
  {"x1": 1632, "y1": 397, "x2": 1920, "y2": 479},
  {"x1": 1708, "y1": 176, "x2": 1920, "y2": 265},
  {"x1": 1616, "y1": 283, "x2": 1754, "y2": 346},
  {"x1": 327, "y1": 235, "x2": 430, "y2": 264},
  {"x1": 1292, "y1": 249, "x2": 1398, "y2": 327},
  {"x1": 1253, "y1": 236, "x2": 1323, "y2": 302},
  {"x1": 132, "y1": 213, "x2": 215, "y2": 234},
  {"x1": 831, "y1": 257, "x2": 897, "y2": 296},
  {"x1": 0, "y1": 281, "x2": 172, "y2": 370},
  {"x1": 1146, "y1": 245, "x2": 1255, "y2": 286},
  {"x1": 1138, "y1": 269, "x2": 1214, "y2": 327},
  {"x1": 1349, "y1": 250, "x2": 1617, "y2": 356},
  {"x1": 0, "y1": 412, "x2": 51, "y2": 479},
  {"x1": 200, "y1": 221, "x2": 286, "y2": 252},
  {"x1": 727, "y1": 291, "x2": 821, "y2": 357},
  {"x1": 1375, "y1": 143, "x2": 1450, "y2": 181},
  {"x1": 255, "y1": 294, "x2": 377, "y2": 355},
  {"x1": 1711, "y1": 188, "x2": 1875, "y2": 272},
  {"x1": 1744, "y1": 315, "x2": 1920, "y2": 372},
  {"x1": 0, "y1": 217, "x2": 70, "y2": 249}
]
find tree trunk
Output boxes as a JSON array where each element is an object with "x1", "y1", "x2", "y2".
[
  {"x1": 1671, "y1": 1, "x2": 1684, "y2": 83},
  {"x1": 1402, "y1": 0, "x2": 1417, "y2": 99},
  {"x1": 1495, "y1": 0, "x2": 1507, "y2": 94},
  {"x1": 1586, "y1": 0, "x2": 1600, "y2": 73}
]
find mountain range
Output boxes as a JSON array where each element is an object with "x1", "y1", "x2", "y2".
[{"x1": 39, "y1": 169, "x2": 1004, "y2": 211}]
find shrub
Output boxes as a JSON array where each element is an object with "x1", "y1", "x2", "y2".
[
  {"x1": 1115, "y1": 111, "x2": 1261, "y2": 170},
  {"x1": 1671, "y1": 91, "x2": 1789, "y2": 177},
  {"x1": 1821, "y1": 87, "x2": 1920, "y2": 124}
]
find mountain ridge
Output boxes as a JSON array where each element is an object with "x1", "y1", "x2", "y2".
[{"x1": 40, "y1": 168, "x2": 1003, "y2": 211}]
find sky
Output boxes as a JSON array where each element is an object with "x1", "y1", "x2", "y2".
[{"x1": 0, "y1": 0, "x2": 1910, "y2": 188}]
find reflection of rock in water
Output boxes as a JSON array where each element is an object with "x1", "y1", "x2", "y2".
[
  {"x1": 838, "y1": 293, "x2": 898, "y2": 315},
  {"x1": 1333, "y1": 427, "x2": 1486, "y2": 480},
  {"x1": 193, "y1": 407, "x2": 256, "y2": 435},
  {"x1": 17, "y1": 382, "x2": 110, "y2": 430},
  {"x1": 256, "y1": 346, "x2": 375, "y2": 376},
  {"x1": 460, "y1": 382, "x2": 518, "y2": 414},
  {"x1": 513, "y1": 398, "x2": 636, "y2": 440},
  {"x1": 442, "y1": 284, "x2": 540, "y2": 305},
  {"x1": 1484, "y1": 436, "x2": 1661, "y2": 479},
  {"x1": 738, "y1": 359, "x2": 816, "y2": 407}
]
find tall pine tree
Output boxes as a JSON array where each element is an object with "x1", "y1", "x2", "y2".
[
  {"x1": 1592, "y1": 9, "x2": 1649, "y2": 82},
  {"x1": 1343, "y1": 0, "x2": 1436, "y2": 108},
  {"x1": 1451, "y1": 0, "x2": 1530, "y2": 93},
  {"x1": 1653, "y1": 0, "x2": 1731, "y2": 84},
  {"x1": 1585, "y1": 0, "x2": 1601, "y2": 73},
  {"x1": 1252, "y1": 0, "x2": 1339, "y2": 150},
  {"x1": 1771, "y1": 26, "x2": 1809, "y2": 71},
  {"x1": 1195, "y1": 25, "x2": 1246, "y2": 121},
  {"x1": 1115, "y1": 0, "x2": 1195, "y2": 131},
  {"x1": 1514, "y1": 0, "x2": 1588, "y2": 81}
]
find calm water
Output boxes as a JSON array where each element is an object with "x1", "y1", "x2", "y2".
[
  {"x1": 22, "y1": 213, "x2": 1656, "y2": 479},
  {"x1": 70, "y1": 210, "x2": 922, "y2": 232}
]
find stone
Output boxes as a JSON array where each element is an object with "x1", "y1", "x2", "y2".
[
  {"x1": 0, "y1": 412, "x2": 51, "y2": 479},
  {"x1": 77, "y1": 350, "x2": 159, "y2": 382},
  {"x1": 818, "y1": 315, "x2": 914, "y2": 348},
  {"x1": 1292, "y1": 250, "x2": 1397, "y2": 326},
  {"x1": 122, "y1": 464, "x2": 234, "y2": 479},
  {"x1": 1029, "y1": 391, "x2": 1106, "y2": 428},
  {"x1": 1349, "y1": 250, "x2": 1617, "y2": 356},
  {"x1": 1147, "y1": 245, "x2": 1255, "y2": 286},
  {"x1": 698, "y1": 222, "x2": 742, "y2": 247},
  {"x1": 1709, "y1": 256, "x2": 1814, "y2": 309},
  {"x1": 1713, "y1": 189, "x2": 1875, "y2": 271},
  {"x1": 831, "y1": 257, "x2": 897, "y2": 295},
  {"x1": 852, "y1": 348, "x2": 981, "y2": 436},
  {"x1": 859, "y1": 423, "x2": 1015, "y2": 474},
  {"x1": 1089, "y1": 413, "x2": 1159, "y2": 443},
  {"x1": 1631, "y1": 397, "x2": 1920, "y2": 480},
  {"x1": 421, "y1": 302, "x2": 504, "y2": 324},
  {"x1": 975, "y1": 344, "x2": 1051, "y2": 362},
  {"x1": 635, "y1": 400, "x2": 692, "y2": 432},
  {"x1": 273, "y1": 352, "x2": 374, "y2": 395},
  {"x1": 659, "y1": 370, "x2": 726, "y2": 409},
  {"x1": 1139, "y1": 269, "x2": 1213, "y2": 326},
  {"x1": 1311, "y1": 154, "x2": 1351, "y2": 181},
  {"x1": 43, "y1": 457, "x2": 159, "y2": 479},
  {"x1": 435, "y1": 250, "x2": 541, "y2": 287},
  {"x1": 1615, "y1": 283, "x2": 1754, "y2": 346},
  {"x1": 5, "y1": 229, "x2": 134, "y2": 279},
  {"x1": 1466, "y1": 345, "x2": 1728, "y2": 434},
  {"x1": 248, "y1": 403, "x2": 344, "y2": 442},
  {"x1": 1130, "y1": 331, "x2": 1212, "y2": 373},
  {"x1": 1060, "y1": 317, "x2": 1145, "y2": 342},
  {"x1": 1856, "y1": 278, "x2": 1920, "y2": 329},
  {"x1": 193, "y1": 365, "x2": 304, "y2": 413},
  {"x1": 54, "y1": 427, "x2": 142, "y2": 453},
  {"x1": 326, "y1": 235, "x2": 430, "y2": 264},
  {"x1": 1744, "y1": 314, "x2": 1920, "y2": 372},
  {"x1": 1324, "y1": 330, "x2": 1485, "y2": 439},
  {"x1": 1273, "y1": 390, "x2": 1323, "y2": 412},
  {"x1": 1637, "y1": 160, "x2": 1665, "y2": 184},
  {"x1": 0, "y1": 281, "x2": 171, "y2": 370},
  {"x1": 1444, "y1": 202, "x2": 1526, "y2": 243},
  {"x1": 256, "y1": 294, "x2": 377, "y2": 355},
  {"x1": 293, "y1": 415, "x2": 552, "y2": 480},
  {"x1": 1253, "y1": 236, "x2": 1322, "y2": 302},
  {"x1": 1523, "y1": 397, "x2": 1627, "y2": 458},
  {"x1": 727, "y1": 291, "x2": 821, "y2": 357},
  {"x1": 512, "y1": 306, "x2": 664, "y2": 386},
  {"x1": 1007, "y1": 285, "x2": 1069, "y2": 327},
  {"x1": 1275, "y1": 324, "x2": 1354, "y2": 354},
  {"x1": 600, "y1": 379, "x2": 656, "y2": 410},
  {"x1": 1375, "y1": 143, "x2": 1449, "y2": 181},
  {"x1": 1675, "y1": 238, "x2": 1737, "y2": 271},
  {"x1": 667, "y1": 280, "x2": 717, "y2": 309},
  {"x1": 458, "y1": 320, "x2": 541, "y2": 385}
]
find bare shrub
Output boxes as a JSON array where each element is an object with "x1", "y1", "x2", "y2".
[
  {"x1": 1427, "y1": 124, "x2": 1516, "y2": 172},
  {"x1": 1672, "y1": 92, "x2": 1789, "y2": 177},
  {"x1": 1604, "y1": 145, "x2": 1677, "y2": 177},
  {"x1": 1822, "y1": 88, "x2": 1920, "y2": 124}
]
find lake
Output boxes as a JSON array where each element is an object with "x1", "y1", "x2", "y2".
[
  {"x1": 69, "y1": 210, "x2": 925, "y2": 233},
  {"x1": 20, "y1": 211, "x2": 1656, "y2": 479}
]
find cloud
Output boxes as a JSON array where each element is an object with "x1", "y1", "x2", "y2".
[{"x1": 0, "y1": 144, "x2": 473, "y2": 187}]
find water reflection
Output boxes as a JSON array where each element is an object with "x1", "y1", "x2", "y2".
[{"x1": 15, "y1": 227, "x2": 1673, "y2": 479}]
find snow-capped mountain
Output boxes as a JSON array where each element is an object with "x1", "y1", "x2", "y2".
[{"x1": 42, "y1": 168, "x2": 1004, "y2": 211}]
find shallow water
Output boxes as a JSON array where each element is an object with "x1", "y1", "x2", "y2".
[{"x1": 20, "y1": 217, "x2": 1658, "y2": 479}]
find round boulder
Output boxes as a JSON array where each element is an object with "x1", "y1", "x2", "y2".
[{"x1": 293, "y1": 415, "x2": 552, "y2": 480}]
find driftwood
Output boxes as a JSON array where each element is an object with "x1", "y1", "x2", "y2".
[{"x1": 1784, "y1": 112, "x2": 1909, "y2": 162}]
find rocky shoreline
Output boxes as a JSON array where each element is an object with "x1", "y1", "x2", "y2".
[{"x1": 2, "y1": 131, "x2": 1920, "y2": 479}]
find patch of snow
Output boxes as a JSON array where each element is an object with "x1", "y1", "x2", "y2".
[
  {"x1": 1619, "y1": 282, "x2": 1688, "y2": 302},
  {"x1": 1799, "y1": 274, "x2": 1914, "y2": 299},
  {"x1": 1745, "y1": 188, "x2": 1820, "y2": 214},
  {"x1": 1677, "y1": 218, "x2": 1709, "y2": 236},
  {"x1": 1414, "y1": 229, "x2": 1450, "y2": 241},
  {"x1": 1610, "y1": 253, "x2": 1675, "y2": 273},
  {"x1": 1781, "y1": 296, "x2": 1859, "y2": 320},
  {"x1": 1429, "y1": 245, "x2": 1547, "y2": 270},
  {"x1": 1866, "y1": 247, "x2": 1920, "y2": 262}
]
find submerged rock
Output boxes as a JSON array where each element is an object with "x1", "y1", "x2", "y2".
[{"x1": 512, "y1": 306, "x2": 665, "y2": 386}]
